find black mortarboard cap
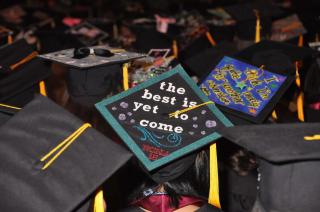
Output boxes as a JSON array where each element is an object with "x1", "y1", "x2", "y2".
[
  {"x1": 0, "y1": 39, "x2": 51, "y2": 107},
  {"x1": 183, "y1": 41, "x2": 238, "y2": 79},
  {"x1": 0, "y1": 95, "x2": 132, "y2": 212},
  {"x1": 220, "y1": 123, "x2": 320, "y2": 212},
  {"x1": 235, "y1": 40, "x2": 318, "y2": 89},
  {"x1": 131, "y1": 25, "x2": 173, "y2": 53},
  {"x1": 224, "y1": 1, "x2": 284, "y2": 40},
  {"x1": 200, "y1": 55, "x2": 294, "y2": 124},
  {"x1": 178, "y1": 34, "x2": 213, "y2": 62},
  {"x1": 39, "y1": 45, "x2": 145, "y2": 107},
  {"x1": 96, "y1": 65, "x2": 232, "y2": 182},
  {"x1": 0, "y1": 103, "x2": 19, "y2": 125}
]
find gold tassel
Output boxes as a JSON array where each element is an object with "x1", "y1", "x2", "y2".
[
  {"x1": 271, "y1": 110, "x2": 278, "y2": 120},
  {"x1": 172, "y1": 40, "x2": 178, "y2": 58},
  {"x1": 295, "y1": 61, "x2": 301, "y2": 88},
  {"x1": 297, "y1": 92, "x2": 304, "y2": 122},
  {"x1": 208, "y1": 144, "x2": 221, "y2": 208},
  {"x1": 10, "y1": 51, "x2": 38, "y2": 70},
  {"x1": 122, "y1": 63, "x2": 129, "y2": 91},
  {"x1": 316, "y1": 33, "x2": 319, "y2": 42},
  {"x1": 295, "y1": 62, "x2": 304, "y2": 122},
  {"x1": 39, "y1": 81, "x2": 47, "y2": 96},
  {"x1": 7, "y1": 34, "x2": 13, "y2": 44},
  {"x1": 94, "y1": 189, "x2": 105, "y2": 212},
  {"x1": 206, "y1": 31, "x2": 217, "y2": 46},
  {"x1": 298, "y1": 34, "x2": 303, "y2": 47},
  {"x1": 254, "y1": 9, "x2": 261, "y2": 43}
]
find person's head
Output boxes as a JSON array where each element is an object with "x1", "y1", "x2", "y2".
[{"x1": 130, "y1": 149, "x2": 210, "y2": 208}]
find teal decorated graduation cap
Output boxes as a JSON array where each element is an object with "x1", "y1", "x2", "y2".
[
  {"x1": 95, "y1": 65, "x2": 232, "y2": 171},
  {"x1": 200, "y1": 56, "x2": 294, "y2": 123}
]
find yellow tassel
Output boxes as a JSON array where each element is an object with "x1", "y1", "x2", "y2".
[
  {"x1": 298, "y1": 34, "x2": 303, "y2": 47},
  {"x1": 208, "y1": 144, "x2": 221, "y2": 208},
  {"x1": 304, "y1": 134, "x2": 320, "y2": 141},
  {"x1": 40, "y1": 123, "x2": 92, "y2": 170},
  {"x1": 297, "y1": 92, "x2": 304, "y2": 122},
  {"x1": 172, "y1": 40, "x2": 178, "y2": 58},
  {"x1": 7, "y1": 34, "x2": 13, "y2": 44},
  {"x1": 39, "y1": 81, "x2": 47, "y2": 96},
  {"x1": 271, "y1": 110, "x2": 278, "y2": 120},
  {"x1": 0, "y1": 103, "x2": 21, "y2": 110},
  {"x1": 169, "y1": 101, "x2": 213, "y2": 118},
  {"x1": 254, "y1": 9, "x2": 261, "y2": 43},
  {"x1": 206, "y1": 31, "x2": 217, "y2": 46},
  {"x1": 295, "y1": 62, "x2": 301, "y2": 88},
  {"x1": 94, "y1": 189, "x2": 105, "y2": 212},
  {"x1": 10, "y1": 51, "x2": 38, "y2": 70},
  {"x1": 122, "y1": 63, "x2": 129, "y2": 91}
]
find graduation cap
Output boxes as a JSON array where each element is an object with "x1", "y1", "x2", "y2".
[
  {"x1": 66, "y1": 21, "x2": 109, "y2": 46},
  {"x1": 270, "y1": 14, "x2": 307, "y2": 42},
  {"x1": 0, "y1": 95, "x2": 132, "y2": 212},
  {"x1": 39, "y1": 45, "x2": 145, "y2": 107},
  {"x1": 0, "y1": 39, "x2": 51, "y2": 107},
  {"x1": 224, "y1": 1, "x2": 284, "y2": 41},
  {"x1": 131, "y1": 25, "x2": 174, "y2": 53},
  {"x1": 96, "y1": 65, "x2": 232, "y2": 207},
  {"x1": 0, "y1": 25, "x2": 13, "y2": 46},
  {"x1": 200, "y1": 55, "x2": 294, "y2": 124},
  {"x1": 234, "y1": 40, "x2": 318, "y2": 122},
  {"x1": 0, "y1": 102, "x2": 20, "y2": 125},
  {"x1": 182, "y1": 41, "x2": 238, "y2": 79},
  {"x1": 220, "y1": 123, "x2": 320, "y2": 212}
]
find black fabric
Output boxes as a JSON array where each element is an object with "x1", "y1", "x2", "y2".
[
  {"x1": 0, "y1": 39, "x2": 33, "y2": 73},
  {"x1": 0, "y1": 95, "x2": 132, "y2": 212},
  {"x1": 221, "y1": 123, "x2": 320, "y2": 211},
  {"x1": 303, "y1": 58, "x2": 320, "y2": 103},
  {"x1": 183, "y1": 41, "x2": 238, "y2": 79},
  {"x1": 66, "y1": 64, "x2": 121, "y2": 107},
  {"x1": 224, "y1": 1, "x2": 284, "y2": 40},
  {"x1": 258, "y1": 159, "x2": 320, "y2": 212},
  {"x1": 132, "y1": 26, "x2": 173, "y2": 52},
  {"x1": 221, "y1": 123, "x2": 320, "y2": 163},
  {"x1": 0, "y1": 58, "x2": 51, "y2": 106},
  {"x1": 149, "y1": 152, "x2": 197, "y2": 183},
  {"x1": 196, "y1": 203, "x2": 223, "y2": 212}
]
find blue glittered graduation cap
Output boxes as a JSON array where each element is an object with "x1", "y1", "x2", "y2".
[
  {"x1": 200, "y1": 56, "x2": 293, "y2": 123},
  {"x1": 96, "y1": 65, "x2": 232, "y2": 171}
]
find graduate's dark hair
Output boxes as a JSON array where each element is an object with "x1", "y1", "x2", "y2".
[
  {"x1": 229, "y1": 149, "x2": 257, "y2": 176},
  {"x1": 129, "y1": 150, "x2": 209, "y2": 208}
]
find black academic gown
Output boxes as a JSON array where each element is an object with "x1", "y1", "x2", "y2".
[{"x1": 118, "y1": 203, "x2": 223, "y2": 212}]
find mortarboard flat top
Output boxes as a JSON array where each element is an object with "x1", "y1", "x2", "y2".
[
  {"x1": 221, "y1": 123, "x2": 320, "y2": 163},
  {"x1": 0, "y1": 95, "x2": 132, "y2": 212},
  {"x1": 182, "y1": 41, "x2": 238, "y2": 79},
  {"x1": 96, "y1": 65, "x2": 232, "y2": 171},
  {"x1": 235, "y1": 40, "x2": 317, "y2": 63},
  {"x1": 224, "y1": 1, "x2": 284, "y2": 22},
  {"x1": 39, "y1": 45, "x2": 145, "y2": 69},
  {"x1": 200, "y1": 56, "x2": 293, "y2": 123}
]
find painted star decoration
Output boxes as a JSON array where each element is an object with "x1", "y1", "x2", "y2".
[{"x1": 235, "y1": 81, "x2": 247, "y2": 90}]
